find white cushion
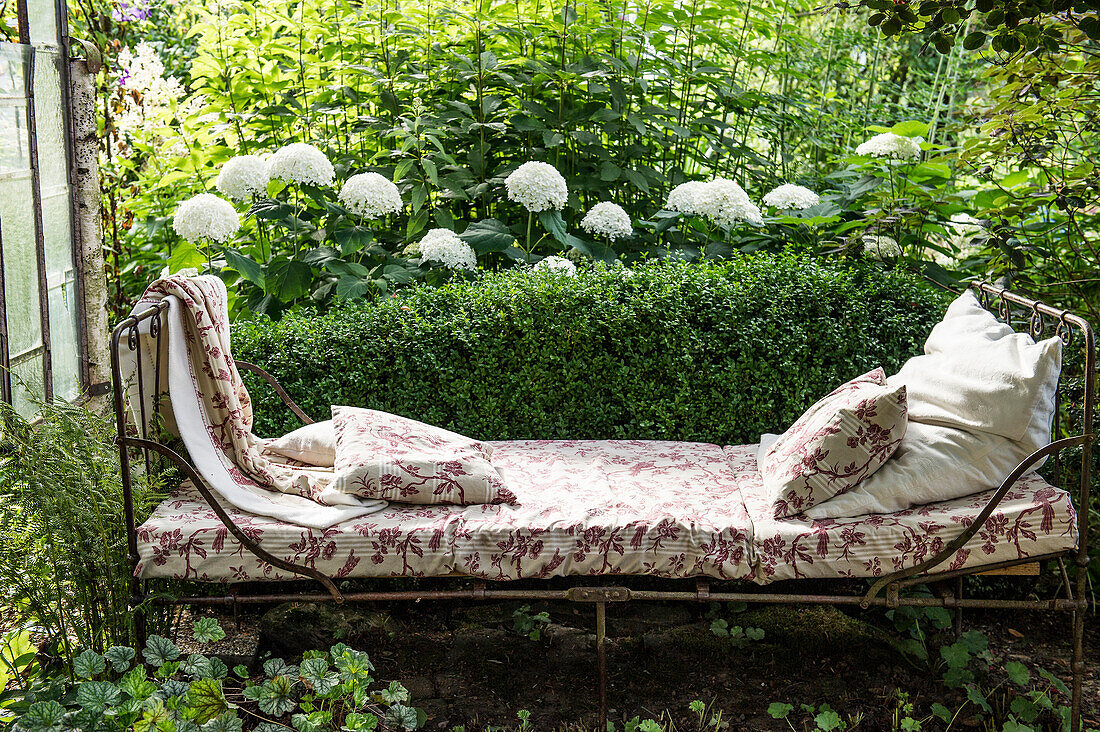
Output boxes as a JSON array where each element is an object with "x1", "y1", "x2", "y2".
[
  {"x1": 265, "y1": 420, "x2": 336, "y2": 467},
  {"x1": 889, "y1": 335, "x2": 1060, "y2": 443},
  {"x1": 923, "y1": 290, "x2": 1014, "y2": 349},
  {"x1": 803, "y1": 421, "x2": 1027, "y2": 519},
  {"x1": 806, "y1": 289, "x2": 1062, "y2": 518},
  {"x1": 922, "y1": 290, "x2": 1060, "y2": 455}
]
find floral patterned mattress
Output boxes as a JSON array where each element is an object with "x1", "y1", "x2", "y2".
[{"x1": 135, "y1": 441, "x2": 1078, "y2": 584}]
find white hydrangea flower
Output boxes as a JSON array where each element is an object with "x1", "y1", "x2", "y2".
[
  {"x1": 666, "y1": 181, "x2": 710, "y2": 216},
  {"x1": 698, "y1": 178, "x2": 764, "y2": 228},
  {"x1": 339, "y1": 172, "x2": 403, "y2": 219},
  {"x1": 855, "y1": 132, "x2": 922, "y2": 160},
  {"x1": 417, "y1": 228, "x2": 477, "y2": 271},
  {"x1": 580, "y1": 202, "x2": 632, "y2": 241},
  {"x1": 267, "y1": 142, "x2": 335, "y2": 186},
  {"x1": 534, "y1": 255, "x2": 577, "y2": 275},
  {"x1": 216, "y1": 155, "x2": 269, "y2": 201},
  {"x1": 863, "y1": 235, "x2": 902, "y2": 259},
  {"x1": 172, "y1": 193, "x2": 240, "y2": 243},
  {"x1": 505, "y1": 161, "x2": 568, "y2": 212},
  {"x1": 762, "y1": 183, "x2": 820, "y2": 210}
]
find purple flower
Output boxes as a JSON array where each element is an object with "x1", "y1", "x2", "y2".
[{"x1": 112, "y1": 1, "x2": 151, "y2": 22}]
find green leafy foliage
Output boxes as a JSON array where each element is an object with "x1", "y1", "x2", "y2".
[
  {"x1": 234, "y1": 256, "x2": 946, "y2": 439},
  {"x1": 7, "y1": 619, "x2": 420, "y2": 731},
  {"x1": 100, "y1": 0, "x2": 984, "y2": 320},
  {"x1": 193, "y1": 617, "x2": 228, "y2": 644},
  {"x1": 0, "y1": 400, "x2": 167, "y2": 672},
  {"x1": 511, "y1": 606, "x2": 551, "y2": 642}
]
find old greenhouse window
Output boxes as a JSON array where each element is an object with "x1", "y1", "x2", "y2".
[{"x1": 0, "y1": 0, "x2": 83, "y2": 417}]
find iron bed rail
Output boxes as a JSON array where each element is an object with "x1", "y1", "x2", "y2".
[{"x1": 109, "y1": 281, "x2": 1095, "y2": 731}]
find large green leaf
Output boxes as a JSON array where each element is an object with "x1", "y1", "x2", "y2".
[
  {"x1": 186, "y1": 678, "x2": 230, "y2": 725},
  {"x1": 168, "y1": 242, "x2": 207, "y2": 275},
  {"x1": 76, "y1": 681, "x2": 122, "y2": 712},
  {"x1": 105, "y1": 646, "x2": 136, "y2": 673},
  {"x1": 244, "y1": 676, "x2": 297, "y2": 717},
  {"x1": 74, "y1": 650, "x2": 106, "y2": 679},
  {"x1": 538, "y1": 210, "x2": 569, "y2": 246},
  {"x1": 143, "y1": 635, "x2": 181, "y2": 668},
  {"x1": 248, "y1": 200, "x2": 296, "y2": 221},
  {"x1": 193, "y1": 618, "x2": 226, "y2": 644},
  {"x1": 223, "y1": 248, "x2": 265, "y2": 290},
  {"x1": 460, "y1": 219, "x2": 515, "y2": 253},
  {"x1": 299, "y1": 657, "x2": 340, "y2": 696},
  {"x1": 18, "y1": 701, "x2": 68, "y2": 732},
  {"x1": 890, "y1": 120, "x2": 930, "y2": 138},
  {"x1": 265, "y1": 259, "x2": 313, "y2": 302}
]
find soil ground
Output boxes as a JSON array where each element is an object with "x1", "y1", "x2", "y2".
[{"x1": 182, "y1": 597, "x2": 1099, "y2": 731}]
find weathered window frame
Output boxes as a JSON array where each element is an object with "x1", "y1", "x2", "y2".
[{"x1": 0, "y1": 0, "x2": 86, "y2": 412}]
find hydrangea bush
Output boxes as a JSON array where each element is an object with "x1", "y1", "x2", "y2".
[{"x1": 157, "y1": 114, "x2": 971, "y2": 319}]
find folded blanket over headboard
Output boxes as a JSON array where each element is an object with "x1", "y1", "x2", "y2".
[{"x1": 122, "y1": 275, "x2": 386, "y2": 528}]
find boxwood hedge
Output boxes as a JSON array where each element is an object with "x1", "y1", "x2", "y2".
[{"x1": 233, "y1": 255, "x2": 949, "y2": 443}]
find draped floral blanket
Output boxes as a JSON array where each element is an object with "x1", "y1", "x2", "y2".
[{"x1": 123, "y1": 276, "x2": 385, "y2": 528}]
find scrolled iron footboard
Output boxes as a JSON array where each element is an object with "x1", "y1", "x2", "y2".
[{"x1": 109, "y1": 281, "x2": 1094, "y2": 732}]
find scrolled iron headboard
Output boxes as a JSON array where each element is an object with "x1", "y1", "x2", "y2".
[{"x1": 860, "y1": 282, "x2": 1095, "y2": 604}]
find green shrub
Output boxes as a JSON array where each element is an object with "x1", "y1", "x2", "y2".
[{"x1": 233, "y1": 255, "x2": 948, "y2": 441}]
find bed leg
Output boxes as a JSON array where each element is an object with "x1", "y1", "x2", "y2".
[
  {"x1": 1071, "y1": 606, "x2": 1084, "y2": 732},
  {"x1": 596, "y1": 600, "x2": 608, "y2": 732},
  {"x1": 953, "y1": 577, "x2": 963, "y2": 640}
]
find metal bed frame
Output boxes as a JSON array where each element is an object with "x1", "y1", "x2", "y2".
[{"x1": 110, "y1": 281, "x2": 1094, "y2": 730}]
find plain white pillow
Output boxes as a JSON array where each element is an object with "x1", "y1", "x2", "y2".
[
  {"x1": 920, "y1": 290, "x2": 1060, "y2": 455},
  {"x1": 801, "y1": 290, "x2": 1061, "y2": 518},
  {"x1": 888, "y1": 334, "x2": 1060, "y2": 443},
  {"x1": 803, "y1": 421, "x2": 1028, "y2": 519},
  {"x1": 923, "y1": 290, "x2": 1015, "y2": 350},
  {"x1": 266, "y1": 419, "x2": 336, "y2": 467}
]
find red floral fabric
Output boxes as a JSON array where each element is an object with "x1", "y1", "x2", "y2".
[
  {"x1": 135, "y1": 441, "x2": 1076, "y2": 583},
  {"x1": 332, "y1": 407, "x2": 515, "y2": 506},
  {"x1": 731, "y1": 444, "x2": 1077, "y2": 581},
  {"x1": 760, "y1": 368, "x2": 908, "y2": 518}
]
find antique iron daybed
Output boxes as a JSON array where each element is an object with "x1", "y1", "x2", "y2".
[{"x1": 110, "y1": 282, "x2": 1094, "y2": 730}]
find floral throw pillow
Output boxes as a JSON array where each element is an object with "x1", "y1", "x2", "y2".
[
  {"x1": 332, "y1": 406, "x2": 516, "y2": 506},
  {"x1": 759, "y1": 368, "x2": 907, "y2": 518}
]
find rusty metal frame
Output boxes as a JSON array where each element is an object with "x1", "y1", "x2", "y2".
[{"x1": 110, "y1": 282, "x2": 1094, "y2": 731}]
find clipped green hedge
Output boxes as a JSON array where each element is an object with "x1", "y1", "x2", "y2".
[{"x1": 233, "y1": 256, "x2": 949, "y2": 443}]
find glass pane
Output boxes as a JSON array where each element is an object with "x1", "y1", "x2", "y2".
[
  {"x1": 11, "y1": 351, "x2": 43, "y2": 415},
  {"x1": 26, "y1": 0, "x2": 59, "y2": 48},
  {"x1": 0, "y1": 172, "x2": 42, "y2": 358},
  {"x1": 0, "y1": 42, "x2": 46, "y2": 417},
  {"x1": 43, "y1": 191, "x2": 78, "y2": 400},
  {"x1": 0, "y1": 45, "x2": 28, "y2": 96},
  {"x1": 0, "y1": 105, "x2": 32, "y2": 173},
  {"x1": 33, "y1": 48, "x2": 67, "y2": 190}
]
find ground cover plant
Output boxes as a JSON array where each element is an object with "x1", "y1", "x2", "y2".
[{"x1": 0, "y1": 400, "x2": 168, "y2": 672}]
